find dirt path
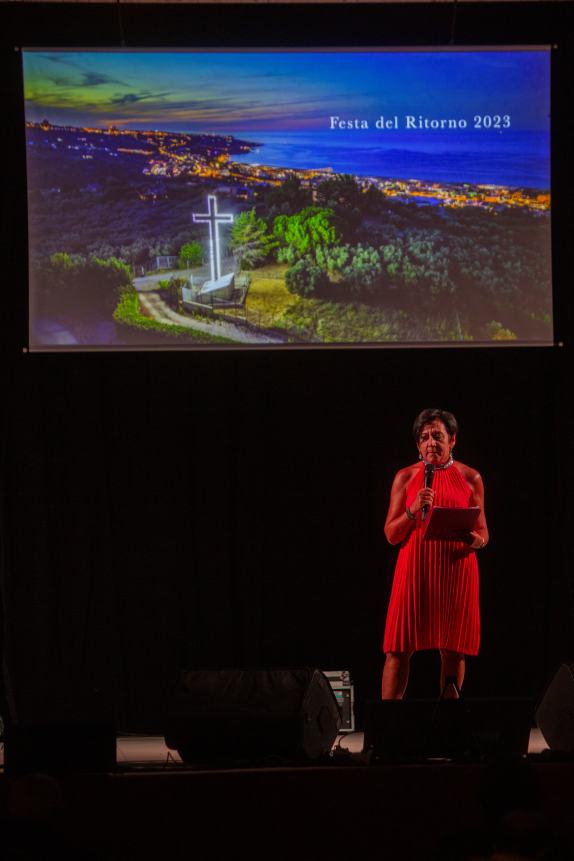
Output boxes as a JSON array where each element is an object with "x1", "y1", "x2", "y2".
[{"x1": 138, "y1": 292, "x2": 287, "y2": 344}]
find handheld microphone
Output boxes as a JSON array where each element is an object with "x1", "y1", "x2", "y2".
[{"x1": 422, "y1": 462, "x2": 435, "y2": 521}]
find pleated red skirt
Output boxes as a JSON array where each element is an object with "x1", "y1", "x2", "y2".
[{"x1": 383, "y1": 462, "x2": 480, "y2": 656}]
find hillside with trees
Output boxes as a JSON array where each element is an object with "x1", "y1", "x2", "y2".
[
  {"x1": 27, "y1": 141, "x2": 551, "y2": 344},
  {"x1": 227, "y1": 175, "x2": 551, "y2": 342}
]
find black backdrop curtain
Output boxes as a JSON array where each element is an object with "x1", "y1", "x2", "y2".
[
  {"x1": 1, "y1": 1, "x2": 574, "y2": 731},
  {"x1": 1, "y1": 347, "x2": 573, "y2": 730}
]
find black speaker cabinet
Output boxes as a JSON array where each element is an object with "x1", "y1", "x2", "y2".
[
  {"x1": 365, "y1": 698, "x2": 532, "y2": 763},
  {"x1": 165, "y1": 668, "x2": 341, "y2": 764},
  {"x1": 536, "y1": 662, "x2": 574, "y2": 750}
]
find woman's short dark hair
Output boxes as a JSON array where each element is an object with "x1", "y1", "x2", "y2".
[{"x1": 413, "y1": 408, "x2": 458, "y2": 442}]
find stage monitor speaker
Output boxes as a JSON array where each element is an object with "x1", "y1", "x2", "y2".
[
  {"x1": 165, "y1": 668, "x2": 341, "y2": 764},
  {"x1": 535, "y1": 662, "x2": 574, "y2": 751},
  {"x1": 3, "y1": 722, "x2": 116, "y2": 776},
  {"x1": 364, "y1": 698, "x2": 532, "y2": 763}
]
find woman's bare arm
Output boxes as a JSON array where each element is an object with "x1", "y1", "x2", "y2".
[
  {"x1": 467, "y1": 471, "x2": 489, "y2": 549},
  {"x1": 384, "y1": 468, "x2": 423, "y2": 545}
]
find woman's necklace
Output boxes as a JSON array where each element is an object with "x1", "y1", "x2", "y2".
[{"x1": 421, "y1": 456, "x2": 454, "y2": 470}]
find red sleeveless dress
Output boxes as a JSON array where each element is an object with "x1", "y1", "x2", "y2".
[{"x1": 383, "y1": 461, "x2": 480, "y2": 655}]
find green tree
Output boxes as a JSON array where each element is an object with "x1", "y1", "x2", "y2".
[
  {"x1": 285, "y1": 256, "x2": 329, "y2": 298},
  {"x1": 47, "y1": 252, "x2": 83, "y2": 288},
  {"x1": 314, "y1": 244, "x2": 352, "y2": 274},
  {"x1": 230, "y1": 209, "x2": 275, "y2": 270},
  {"x1": 42, "y1": 253, "x2": 133, "y2": 315},
  {"x1": 340, "y1": 245, "x2": 384, "y2": 297},
  {"x1": 263, "y1": 176, "x2": 312, "y2": 216},
  {"x1": 315, "y1": 174, "x2": 362, "y2": 209},
  {"x1": 314, "y1": 175, "x2": 363, "y2": 239},
  {"x1": 83, "y1": 256, "x2": 133, "y2": 310},
  {"x1": 273, "y1": 207, "x2": 339, "y2": 262},
  {"x1": 179, "y1": 241, "x2": 203, "y2": 269}
]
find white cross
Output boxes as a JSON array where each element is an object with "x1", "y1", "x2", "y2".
[{"x1": 192, "y1": 194, "x2": 234, "y2": 283}]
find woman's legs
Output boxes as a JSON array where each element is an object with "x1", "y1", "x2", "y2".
[
  {"x1": 381, "y1": 651, "x2": 412, "y2": 699},
  {"x1": 439, "y1": 650, "x2": 465, "y2": 698},
  {"x1": 382, "y1": 650, "x2": 466, "y2": 699}
]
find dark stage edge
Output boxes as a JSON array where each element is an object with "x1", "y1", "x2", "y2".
[
  {"x1": 0, "y1": 727, "x2": 551, "y2": 769},
  {"x1": 2, "y1": 733, "x2": 574, "y2": 860}
]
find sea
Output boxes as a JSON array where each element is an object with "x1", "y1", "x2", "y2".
[{"x1": 231, "y1": 130, "x2": 550, "y2": 190}]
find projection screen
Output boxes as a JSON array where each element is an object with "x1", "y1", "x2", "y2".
[{"x1": 22, "y1": 47, "x2": 552, "y2": 350}]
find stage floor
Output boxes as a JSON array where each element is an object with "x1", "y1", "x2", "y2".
[
  {"x1": 0, "y1": 727, "x2": 550, "y2": 770},
  {"x1": 114, "y1": 727, "x2": 549, "y2": 766}
]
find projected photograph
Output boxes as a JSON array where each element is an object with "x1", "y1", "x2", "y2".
[{"x1": 23, "y1": 49, "x2": 552, "y2": 349}]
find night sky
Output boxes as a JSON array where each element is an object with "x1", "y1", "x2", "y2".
[{"x1": 23, "y1": 49, "x2": 550, "y2": 133}]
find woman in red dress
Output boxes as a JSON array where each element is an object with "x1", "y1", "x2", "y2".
[{"x1": 382, "y1": 408, "x2": 489, "y2": 700}]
